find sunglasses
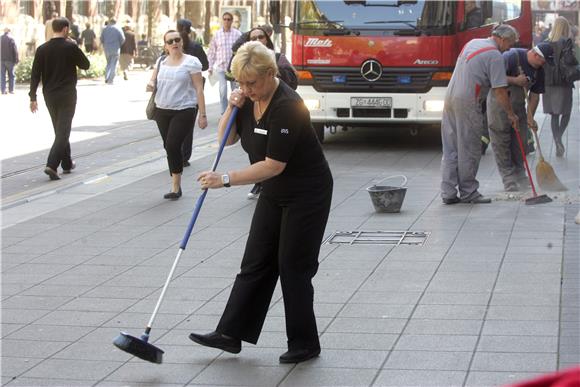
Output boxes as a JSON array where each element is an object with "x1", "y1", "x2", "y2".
[
  {"x1": 165, "y1": 37, "x2": 181, "y2": 45},
  {"x1": 223, "y1": 18, "x2": 233, "y2": 21},
  {"x1": 250, "y1": 34, "x2": 266, "y2": 41}
]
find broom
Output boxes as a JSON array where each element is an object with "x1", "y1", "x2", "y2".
[
  {"x1": 530, "y1": 124, "x2": 567, "y2": 191},
  {"x1": 516, "y1": 54, "x2": 566, "y2": 192}
]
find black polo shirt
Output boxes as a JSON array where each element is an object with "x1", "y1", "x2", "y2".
[{"x1": 235, "y1": 81, "x2": 330, "y2": 198}]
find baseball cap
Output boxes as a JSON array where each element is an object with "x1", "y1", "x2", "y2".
[{"x1": 533, "y1": 42, "x2": 554, "y2": 65}]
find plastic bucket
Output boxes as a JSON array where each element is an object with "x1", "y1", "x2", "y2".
[{"x1": 366, "y1": 175, "x2": 408, "y2": 213}]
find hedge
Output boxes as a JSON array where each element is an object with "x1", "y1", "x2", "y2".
[{"x1": 15, "y1": 54, "x2": 107, "y2": 84}]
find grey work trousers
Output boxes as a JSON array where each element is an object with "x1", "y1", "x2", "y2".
[
  {"x1": 487, "y1": 86, "x2": 527, "y2": 188},
  {"x1": 440, "y1": 97, "x2": 485, "y2": 201}
]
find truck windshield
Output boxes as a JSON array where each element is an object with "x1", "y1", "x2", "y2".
[{"x1": 295, "y1": 0, "x2": 454, "y2": 36}]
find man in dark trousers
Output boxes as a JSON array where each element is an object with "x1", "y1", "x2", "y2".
[
  {"x1": 177, "y1": 18, "x2": 209, "y2": 167},
  {"x1": 120, "y1": 25, "x2": 136, "y2": 80},
  {"x1": 29, "y1": 17, "x2": 90, "y2": 181},
  {"x1": 1, "y1": 27, "x2": 19, "y2": 94},
  {"x1": 80, "y1": 23, "x2": 96, "y2": 53}
]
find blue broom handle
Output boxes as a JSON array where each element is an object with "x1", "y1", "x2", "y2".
[{"x1": 179, "y1": 107, "x2": 239, "y2": 250}]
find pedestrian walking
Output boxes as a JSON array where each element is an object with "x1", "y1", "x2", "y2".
[
  {"x1": 487, "y1": 43, "x2": 551, "y2": 191},
  {"x1": 543, "y1": 16, "x2": 575, "y2": 157},
  {"x1": 233, "y1": 26, "x2": 298, "y2": 200},
  {"x1": 44, "y1": 12, "x2": 58, "y2": 42},
  {"x1": 207, "y1": 11, "x2": 242, "y2": 113},
  {"x1": 80, "y1": 23, "x2": 96, "y2": 53},
  {"x1": 1, "y1": 27, "x2": 18, "y2": 95},
  {"x1": 440, "y1": 24, "x2": 519, "y2": 204},
  {"x1": 190, "y1": 42, "x2": 333, "y2": 364},
  {"x1": 120, "y1": 26, "x2": 136, "y2": 80},
  {"x1": 100, "y1": 19, "x2": 125, "y2": 84},
  {"x1": 29, "y1": 17, "x2": 90, "y2": 180},
  {"x1": 177, "y1": 18, "x2": 209, "y2": 168},
  {"x1": 70, "y1": 18, "x2": 81, "y2": 45},
  {"x1": 147, "y1": 30, "x2": 207, "y2": 199}
]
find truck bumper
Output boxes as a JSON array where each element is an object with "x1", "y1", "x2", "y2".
[{"x1": 299, "y1": 86, "x2": 447, "y2": 125}]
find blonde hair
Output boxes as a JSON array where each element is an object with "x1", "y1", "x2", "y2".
[
  {"x1": 231, "y1": 41, "x2": 277, "y2": 81},
  {"x1": 548, "y1": 17, "x2": 570, "y2": 42}
]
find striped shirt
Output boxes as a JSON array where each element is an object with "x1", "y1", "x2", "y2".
[{"x1": 207, "y1": 27, "x2": 242, "y2": 71}]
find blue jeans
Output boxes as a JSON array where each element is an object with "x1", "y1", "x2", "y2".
[
  {"x1": 216, "y1": 70, "x2": 236, "y2": 114},
  {"x1": 1, "y1": 61, "x2": 15, "y2": 93},
  {"x1": 105, "y1": 52, "x2": 119, "y2": 83}
]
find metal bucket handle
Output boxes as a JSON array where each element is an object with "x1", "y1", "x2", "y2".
[{"x1": 374, "y1": 175, "x2": 408, "y2": 188}]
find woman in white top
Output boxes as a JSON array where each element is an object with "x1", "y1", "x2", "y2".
[{"x1": 147, "y1": 30, "x2": 207, "y2": 199}]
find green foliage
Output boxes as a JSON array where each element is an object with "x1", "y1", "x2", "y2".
[
  {"x1": 15, "y1": 57, "x2": 34, "y2": 84},
  {"x1": 79, "y1": 54, "x2": 107, "y2": 79},
  {"x1": 14, "y1": 54, "x2": 107, "y2": 83}
]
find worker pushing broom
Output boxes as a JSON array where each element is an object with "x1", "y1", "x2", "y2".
[{"x1": 487, "y1": 41, "x2": 563, "y2": 204}]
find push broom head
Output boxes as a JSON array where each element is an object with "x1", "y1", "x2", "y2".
[
  {"x1": 525, "y1": 194, "x2": 552, "y2": 205},
  {"x1": 113, "y1": 332, "x2": 164, "y2": 364}
]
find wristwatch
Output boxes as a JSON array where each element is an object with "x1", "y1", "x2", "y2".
[{"x1": 221, "y1": 174, "x2": 231, "y2": 187}]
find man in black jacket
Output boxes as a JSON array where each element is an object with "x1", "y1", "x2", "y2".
[
  {"x1": 1, "y1": 27, "x2": 18, "y2": 94},
  {"x1": 29, "y1": 17, "x2": 90, "y2": 180},
  {"x1": 177, "y1": 19, "x2": 209, "y2": 167}
]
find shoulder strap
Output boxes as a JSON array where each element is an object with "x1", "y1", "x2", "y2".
[{"x1": 154, "y1": 55, "x2": 166, "y2": 89}]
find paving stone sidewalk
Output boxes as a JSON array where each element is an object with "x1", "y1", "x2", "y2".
[{"x1": 1, "y1": 101, "x2": 579, "y2": 386}]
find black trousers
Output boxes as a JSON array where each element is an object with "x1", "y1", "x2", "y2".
[
  {"x1": 154, "y1": 107, "x2": 196, "y2": 174},
  {"x1": 44, "y1": 91, "x2": 76, "y2": 171},
  {"x1": 181, "y1": 104, "x2": 198, "y2": 162},
  {"x1": 217, "y1": 174, "x2": 333, "y2": 351}
]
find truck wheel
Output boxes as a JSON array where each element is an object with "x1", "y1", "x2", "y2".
[{"x1": 313, "y1": 124, "x2": 325, "y2": 143}]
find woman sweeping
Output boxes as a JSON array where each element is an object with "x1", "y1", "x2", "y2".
[{"x1": 190, "y1": 42, "x2": 333, "y2": 364}]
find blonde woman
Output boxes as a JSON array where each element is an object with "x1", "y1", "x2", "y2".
[
  {"x1": 190, "y1": 42, "x2": 333, "y2": 364},
  {"x1": 543, "y1": 16, "x2": 574, "y2": 157},
  {"x1": 147, "y1": 30, "x2": 207, "y2": 199}
]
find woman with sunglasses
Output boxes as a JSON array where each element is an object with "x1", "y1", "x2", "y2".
[
  {"x1": 190, "y1": 42, "x2": 332, "y2": 364},
  {"x1": 147, "y1": 30, "x2": 207, "y2": 199}
]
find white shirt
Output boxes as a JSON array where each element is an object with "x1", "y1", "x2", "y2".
[{"x1": 155, "y1": 55, "x2": 202, "y2": 110}]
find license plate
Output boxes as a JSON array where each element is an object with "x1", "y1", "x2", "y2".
[{"x1": 351, "y1": 97, "x2": 392, "y2": 108}]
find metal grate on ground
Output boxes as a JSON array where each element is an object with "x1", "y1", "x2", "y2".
[{"x1": 322, "y1": 231, "x2": 430, "y2": 246}]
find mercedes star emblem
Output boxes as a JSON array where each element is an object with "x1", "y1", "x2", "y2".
[{"x1": 361, "y1": 59, "x2": 382, "y2": 82}]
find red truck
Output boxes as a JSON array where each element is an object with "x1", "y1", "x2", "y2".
[{"x1": 288, "y1": 0, "x2": 532, "y2": 142}]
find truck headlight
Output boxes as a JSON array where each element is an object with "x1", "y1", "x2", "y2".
[
  {"x1": 424, "y1": 100, "x2": 444, "y2": 112},
  {"x1": 304, "y1": 99, "x2": 320, "y2": 111}
]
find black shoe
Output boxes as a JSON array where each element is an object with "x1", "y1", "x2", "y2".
[
  {"x1": 247, "y1": 183, "x2": 262, "y2": 199},
  {"x1": 183, "y1": 160, "x2": 191, "y2": 167},
  {"x1": 44, "y1": 166, "x2": 60, "y2": 180},
  {"x1": 442, "y1": 197, "x2": 460, "y2": 205},
  {"x1": 163, "y1": 187, "x2": 182, "y2": 200},
  {"x1": 462, "y1": 195, "x2": 492, "y2": 204},
  {"x1": 188, "y1": 331, "x2": 241, "y2": 354},
  {"x1": 63, "y1": 161, "x2": 76, "y2": 174},
  {"x1": 279, "y1": 348, "x2": 321, "y2": 364}
]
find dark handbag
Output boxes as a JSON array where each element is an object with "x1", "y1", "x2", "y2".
[{"x1": 146, "y1": 56, "x2": 165, "y2": 120}]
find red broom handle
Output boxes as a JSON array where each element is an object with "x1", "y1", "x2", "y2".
[{"x1": 513, "y1": 122, "x2": 539, "y2": 197}]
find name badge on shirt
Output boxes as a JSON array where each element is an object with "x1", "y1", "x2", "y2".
[{"x1": 254, "y1": 128, "x2": 268, "y2": 136}]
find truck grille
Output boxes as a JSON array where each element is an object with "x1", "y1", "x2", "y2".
[{"x1": 309, "y1": 68, "x2": 434, "y2": 93}]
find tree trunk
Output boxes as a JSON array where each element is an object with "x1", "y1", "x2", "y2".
[{"x1": 204, "y1": 0, "x2": 212, "y2": 46}]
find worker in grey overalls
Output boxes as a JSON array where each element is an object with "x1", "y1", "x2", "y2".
[
  {"x1": 440, "y1": 24, "x2": 519, "y2": 204},
  {"x1": 487, "y1": 43, "x2": 552, "y2": 191}
]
